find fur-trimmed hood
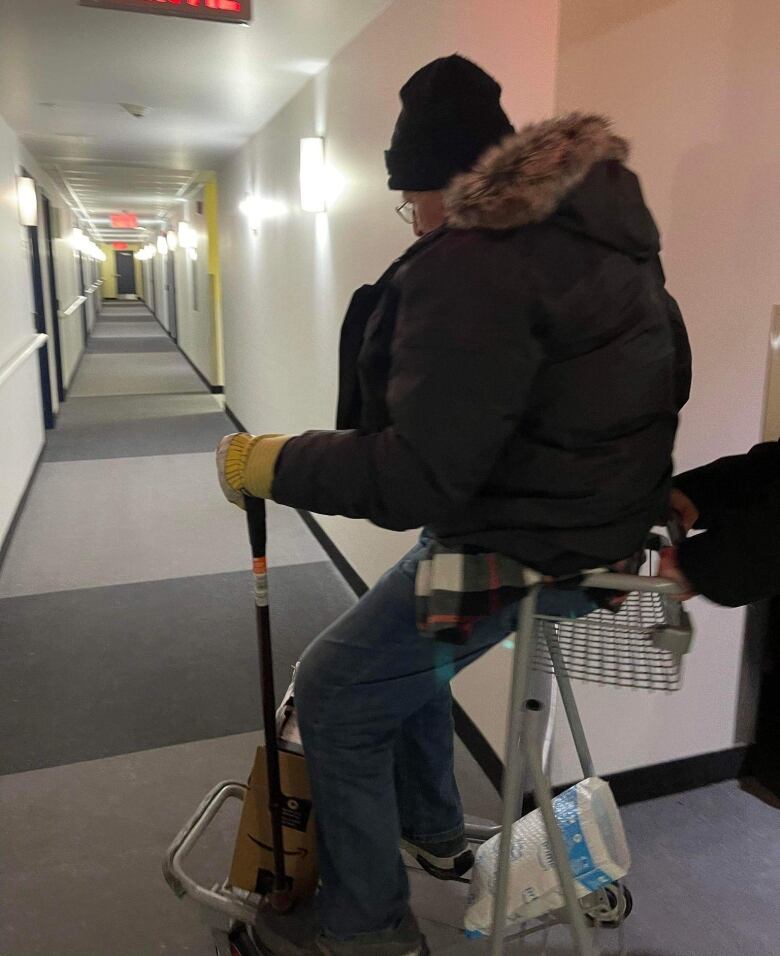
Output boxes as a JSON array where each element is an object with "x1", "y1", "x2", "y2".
[{"x1": 445, "y1": 113, "x2": 660, "y2": 258}]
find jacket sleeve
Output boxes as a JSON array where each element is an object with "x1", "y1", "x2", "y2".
[
  {"x1": 675, "y1": 439, "x2": 780, "y2": 606},
  {"x1": 677, "y1": 500, "x2": 780, "y2": 606},
  {"x1": 270, "y1": 235, "x2": 545, "y2": 530},
  {"x1": 674, "y1": 440, "x2": 780, "y2": 526}
]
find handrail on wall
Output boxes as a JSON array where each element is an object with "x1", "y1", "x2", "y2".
[
  {"x1": 61, "y1": 296, "x2": 87, "y2": 317},
  {"x1": 0, "y1": 333, "x2": 48, "y2": 392}
]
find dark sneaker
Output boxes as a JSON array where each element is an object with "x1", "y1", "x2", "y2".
[
  {"x1": 317, "y1": 912, "x2": 429, "y2": 955},
  {"x1": 400, "y1": 835, "x2": 474, "y2": 882},
  {"x1": 250, "y1": 898, "x2": 319, "y2": 955}
]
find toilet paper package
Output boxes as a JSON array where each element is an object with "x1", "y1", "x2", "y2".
[{"x1": 465, "y1": 777, "x2": 630, "y2": 936}]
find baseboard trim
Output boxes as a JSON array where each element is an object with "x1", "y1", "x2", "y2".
[
  {"x1": 224, "y1": 403, "x2": 244, "y2": 433},
  {"x1": 296, "y1": 510, "x2": 369, "y2": 598},
  {"x1": 0, "y1": 443, "x2": 46, "y2": 572},
  {"x1": 147, "y1": 309, "x2": 223, "y2": 395},
  {"x1": 601, "y1": 745, "x2": 751, "y2": 806},
  {"x1": 216, "y1": 404, "x2": 750, "y2": 807}
]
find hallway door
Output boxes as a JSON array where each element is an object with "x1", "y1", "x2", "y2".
[
  {"x1": 41, "y1": 195, "x2": 65, "y2": 403},
  {"x1": 116, "y1": 251, "x2": 136, "y2": 297},
  {"x1": 25, "y1": 216, "x2": 55, "y2": 429},
  {"x1": 166, "y1": 251, "x2": 178, "y2": 340}
]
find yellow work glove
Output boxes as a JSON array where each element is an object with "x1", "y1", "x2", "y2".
[{"x1": 216, "y1": 432, "x2": 292, "y2": 509}]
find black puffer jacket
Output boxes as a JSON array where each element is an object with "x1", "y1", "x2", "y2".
[
  {"x1": 272, "y1": 115, "x2": 691, "y2": 575},
  {"x1": 675, "y1": 440, "x2": 780, "y2": 606}
]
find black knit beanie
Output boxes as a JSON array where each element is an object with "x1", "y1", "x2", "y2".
[{"x1": 385, "y1": 55, "x2": 514, "y2": 191}]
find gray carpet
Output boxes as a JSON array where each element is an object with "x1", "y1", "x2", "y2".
[
  {"x1": 88, "y1": 337, "x2": 177, "y2": 353},
  {"x1": 50, "y1": 393, "x2": 225, "y2": 426},
  {"x1": 90, "y1": 321, "x2": 168, "y2": 338},
  {"x1": 0, "y1": 457, "x2": 327, "y2": 598},
  {"x1": 0, "y1": 563, "x2": 355, "y2": 774},
  {"x1": 0, "y1": 756, "x2": 776, "y2": 954},
  {"x1": 43, "y1": 411, "x2": 231, "y2": 461},
  {"x1": 68, "y1": 352, "x2": 206, "y2": 397}
]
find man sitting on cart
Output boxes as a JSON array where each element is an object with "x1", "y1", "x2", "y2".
[{"x1": 217, "y1": 55, "x2": 692, "y2": 956}]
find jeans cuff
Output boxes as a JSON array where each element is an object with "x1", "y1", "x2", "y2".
[{"x1": 401, "y1": 822, "x2": 465, "y2": 847}]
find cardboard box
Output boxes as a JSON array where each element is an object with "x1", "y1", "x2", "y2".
[{"x1": 229, "y1": 745, "x2": 318, "y2": 900}]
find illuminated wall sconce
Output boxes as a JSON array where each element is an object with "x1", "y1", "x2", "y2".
[
  {"x1": 156, "y1": 235, "x2": 168, "y2": 255},
  {"x1": 239, "y1": 195, "x2": 287, "y2": 232},
  {"x1": 166, "y1": 229, "x2": 178, "y2": 252},
  {"x1": 136, "y1": 244, "x2": 155, "y2": 261},
  {"x1": 300, "y1": 137, "x2": 327, "y2": 213},
  {"x1": 177, "y1": 220, "x2": 198, "y2": 250},
  {"x1": 178, "y1": 220, "x2": 191, "y2": 247},
  {"x1": 16, "y1": 176, "x2": 38, "y2": 227},
  {"x1": 188, "y1": 247, "x2": 199, "y2": 262}
]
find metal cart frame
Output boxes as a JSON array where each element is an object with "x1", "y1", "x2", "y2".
[{"x1": 164, "y1": 528, "x2": 692, "y2": 956}]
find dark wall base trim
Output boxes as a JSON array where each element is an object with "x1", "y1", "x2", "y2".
[
  {"x1": 224, "y1": 403, "x2": 244, "y2": 433},
  {"x1": 296, "y1": 510, "x2": 369, "y2": 598},
  {"x1": 601, "y1": 745, "x2": 750, "y2": 806},
  {"x1": 147, "y1": 308, "x2": 223, "y2": 396},
  {"x1": 0, "y1": 444, "x2": 46, "y2": 572},
  {"x1": 220, "y1": 402, "x2": 750, "y2": 808}
]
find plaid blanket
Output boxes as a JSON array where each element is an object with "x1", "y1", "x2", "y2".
[{"x1": 415, "y1": 541, "x2": 636, "y2": 644}]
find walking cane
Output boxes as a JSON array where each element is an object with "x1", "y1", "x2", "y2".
[{"x1": 245, "y1": 494, "x2": 293, "y2": 913}]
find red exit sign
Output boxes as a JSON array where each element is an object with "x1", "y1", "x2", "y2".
[
  {"x1": 111, "y1": 213, "x2": 138, "y2": 228},
  {"x1": 79, "y1": 0, "x2": 252, "y2": 25}
]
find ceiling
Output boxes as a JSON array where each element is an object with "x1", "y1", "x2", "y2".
[{"x1": 0, "y1": 0, "x2": 392, "y2": 241}]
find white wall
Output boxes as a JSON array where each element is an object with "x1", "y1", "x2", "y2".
[
  {"x1": 548, "y1": 0, "x2": 780, "y2": 782},
  {"x1": 147, "y1": 192, "x2": 218, "y2": 387},
  {"x1": 0, "y1": 114, "x2": 44, "y2": 545},
  {"x1": 1, "y1": 115, "x2": 86, "y2": 551},
  {"x1": 172, "y1": 192, "x2": 215, "y2": 385}
]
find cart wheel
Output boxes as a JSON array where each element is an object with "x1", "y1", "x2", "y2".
[
  {"x1": 584, "y1": 882, "x2": 633, "y2": 929},
  {"x1": 228, "y1": 926, "x2": 259, "y2": 956}
]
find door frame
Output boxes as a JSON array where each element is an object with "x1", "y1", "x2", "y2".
[
  {"x1": 166, "y1": 248, "x2": 178, "y2": 340},
  {"x1": 21, "y1": 169, "x2": 55, "y2": 430},
  {"x1": 41, "y1": 194, "x2": 65, "y2": 404},
  {"x1": 77, "y1": 250, "x2": 88, "y2": 343},
  {"x1": 115, "y1": 249, "x2": 137, "y2": 297}
]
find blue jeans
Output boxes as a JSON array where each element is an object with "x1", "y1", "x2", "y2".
[{"x1": 295, "y1": 536, "x2": 593, "y2": 940}]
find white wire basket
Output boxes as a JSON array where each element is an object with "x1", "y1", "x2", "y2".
[{"x1": 534, "y1": 588, "x2": 689, "y2": 692}]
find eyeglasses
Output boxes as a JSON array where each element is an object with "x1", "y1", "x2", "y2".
[{"x1": 395, "y1": 200, "x2": 415, "y2": 225}]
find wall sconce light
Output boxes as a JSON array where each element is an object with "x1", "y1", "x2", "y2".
[
  {"x1": 188, "y1": 247, "x2": 198, "y2": 262},
  {"x1": 156, "y1": 235, "x2": 168, "y2": 256},
  {"x1": 300, "y1": 137, "x2": 327, "y2": 213},
  {"x1": 16, "y1": 176, "x2": 38, "y2": 227},
  {"x1": 178, "y1": 221, "x2": 192, "y2": 248},
  {"x1": 239, "y1": 195, "x2": 287, "y2": 232},
  {"x1": 166, "y1": 229, "x2": 178, "y2": 252}
]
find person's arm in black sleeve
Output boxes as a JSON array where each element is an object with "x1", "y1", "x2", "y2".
[
  {"x1": 674, "y1": 439, "x2": 780, "y2": 527},
  {"x1": 270, "y1": 235, "x2": 545, "y2": 530},
  {"x1": 671, "y1": 438, "x2": 780, "y2": 605},
  {"x1": 676, "y1": 497, "x2": 780, "y2": 606}
]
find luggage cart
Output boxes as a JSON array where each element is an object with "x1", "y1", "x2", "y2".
[{"x1": 163, "y1": 515, "x2": 692, "y2": 956}]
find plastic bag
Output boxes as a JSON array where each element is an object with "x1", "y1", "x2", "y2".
[
  {"x1": 464, "y1": 777, "x2": 630, "y2": 937},
  {"x1": 276, "y1": 663, "x2": 304, "y2": 755}
]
